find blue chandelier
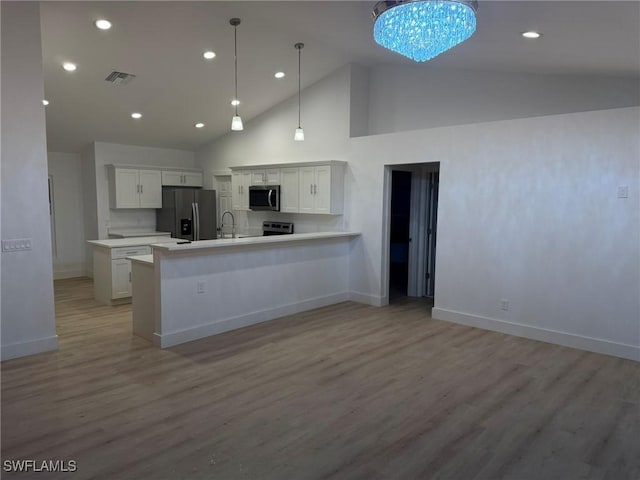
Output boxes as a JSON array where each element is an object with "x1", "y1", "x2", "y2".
[{"x1": 373, "y1": 0, "x2": 478, "y2": 62}]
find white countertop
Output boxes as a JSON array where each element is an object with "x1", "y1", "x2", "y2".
[
  {"x1": 88, "y1": 236, "x2": 178, "y2": 248},
  {"x1": 152, "y1": 231, "x2": 360, "y2": 253},
  {"x1": 108, "y1": 229, "x2": 171, "y2": 238},
  {"x1": 128, "y1": 254, "x2": 154, "y2": 265}
]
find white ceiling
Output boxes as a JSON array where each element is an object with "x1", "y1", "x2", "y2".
[{"x1": 40, "y1": 1, "x2": 640, "y2": 153}]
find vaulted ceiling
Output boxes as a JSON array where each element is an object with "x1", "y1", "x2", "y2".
[{"x1": 40, "y1": 1, "x2": 640, "y2": 153}]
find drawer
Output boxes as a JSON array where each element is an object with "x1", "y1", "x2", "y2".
[{"x1": 111, "y1": 246, "x2": 151, "y2": 260}]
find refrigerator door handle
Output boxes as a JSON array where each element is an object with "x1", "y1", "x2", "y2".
[
  {"x1": 194, "y1": 202, "x2": 200, "y2": 241},
  {"x1": 191, "y1": 202, "x2": 197, "y2": 241}
]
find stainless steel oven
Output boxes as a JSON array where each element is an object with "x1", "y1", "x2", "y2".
[
  {"x1": 249, "y1": 185, "x2": 280, "y2": 211},
  {"x1": 262, "y1": 221, "x2": 293, "y2": 236}
]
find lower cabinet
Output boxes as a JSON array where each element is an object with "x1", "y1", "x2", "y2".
[{"x1": 93, "y1": 245, "x2": 151, "y2": 305}]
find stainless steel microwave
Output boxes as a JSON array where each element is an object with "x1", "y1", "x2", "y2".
[{"x1": 249, "y1": 185, "x2": 280, "y2": 211}]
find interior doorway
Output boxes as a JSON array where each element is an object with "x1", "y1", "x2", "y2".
[
  {"x1": 385, "y1": 163, "x2": 440, "y2": 304},
  {"x1": 389, "y1": 171, "x2": 412, "y2": 299}
]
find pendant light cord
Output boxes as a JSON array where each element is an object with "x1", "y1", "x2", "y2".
[
  {"x1": 298, "y1": 46, "x2": 301, "y2": 128},
  {"x1": 234, "y1": 24, "x2": 239, "y2": 116}
]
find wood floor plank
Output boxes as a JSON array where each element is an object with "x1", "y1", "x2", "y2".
[{"x1": 1, "y1": 277, "x2": 639, "y2": 479}]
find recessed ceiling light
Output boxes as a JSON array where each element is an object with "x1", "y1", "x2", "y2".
[
  {"x1": 195, "y1": 123, "x2": 205, "y2": 128},
  {"x1": 231, "y1": 99, "x2": 240, "y2": 106},
  {"x1": 42, "y1": 99, "x2": 49, "y2": 106},
  {"x1": 131, "y1": 112, "x2": 142, "y2": 119},
  {"x1": 203, "y1": 51, "x2": 216, "y2": 60},
  {"x1": 274, "y1": 72, "x2": 285, "y2": 79},
  {"x1": 522, "y1": 31, "x2": 542, "y2": 39},
  {"x1": 95, "y1": 19, "x2": 112, "y2": 30},
  {"x1": 62, "y1": 62, "x2": 77, "y2": 72}
]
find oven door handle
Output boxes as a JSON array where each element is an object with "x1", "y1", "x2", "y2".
[{"x1": 267, "y1": 189, "x2": 273, "y2": 208}]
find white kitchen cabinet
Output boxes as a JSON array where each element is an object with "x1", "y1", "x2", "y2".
[
  {"x1": 112, "y1": 259, "x2": 133, "y2": 298},
  {"x1": 232, "y1": 171, "x2": 251, "y2": 210},
  {"x1": 161, "y1": 170, "x2": 203, "y2": 187},
  {"x1": 298, "y1": 164, "x2": 344, "y2": 214},
  {"x1": 280, "y1": 168, "x2": 300, "y2": 213},
  {"x1": 251, "y1": 168, "x2": 280, "y2": 186},
  {"x1": 92, "y1": 244, "x2": 152, "y2": 304},
  {"x1": 108, "y1": 166, "x2": 162, "y2": 209}
]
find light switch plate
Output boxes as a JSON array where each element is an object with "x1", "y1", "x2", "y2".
[
  {"x1": 617, "y1": 186, "x2": 629, "y2": 199},
  {"x1": 2, "y1": 238, "x2": 32, "y2": 252}
]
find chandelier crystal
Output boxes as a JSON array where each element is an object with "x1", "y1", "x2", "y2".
[{"x1": 373, "y1": 0, "x2": 478, "y2": 62}]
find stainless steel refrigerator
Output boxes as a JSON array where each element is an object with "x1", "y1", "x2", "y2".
[{"x1": 156, "y1": 188, "x2": 217, "y2": 241}]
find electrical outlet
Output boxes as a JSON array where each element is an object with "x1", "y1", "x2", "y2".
[
  {"x1": 500, "y1": 299, "x2": 509, "y2": 311},
  {"x1": 617, "y1": 186, "x2": 629, "y2": 199},
  {"x1": 197, "y1": 281, "x2": 206, "y2": 294},
  {"x1": 2, "y1": 238, "x2": 32, "y2": 252}
]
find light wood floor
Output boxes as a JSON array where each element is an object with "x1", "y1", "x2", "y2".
[{"x1": 2, "y1": 278, "x2": 639, "y2": 480}]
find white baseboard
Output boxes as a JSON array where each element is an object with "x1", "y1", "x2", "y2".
[
  {"x1": 432, "y1": 307, "x2": 640, "y2": 362},
  {"x1": 53, "y1": 264, "x2": 86, "y2": 280},
  {"x1": 348, "y1": 291, "x2": 386, "y2": 306},
  {"x1": 1, "y1": 335, "x2": 59, "y2": 361},
  {"x1": 157, "y1": 292, "x2": 351, "y2": 348}
]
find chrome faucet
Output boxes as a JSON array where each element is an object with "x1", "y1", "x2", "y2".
[{"x1": 220, "y1": 210, "x2": 236, "y2": 239}]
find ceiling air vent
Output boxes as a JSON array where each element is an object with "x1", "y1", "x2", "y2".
[{"x1": 105, "y1": 71, "x2": 136, "y2": 85}]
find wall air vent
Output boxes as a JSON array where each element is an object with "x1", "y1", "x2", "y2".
[{"x1": 105, "y1": 71, "x2": 136, "y2": 85}]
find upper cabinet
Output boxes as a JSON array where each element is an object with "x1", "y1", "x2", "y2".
[
  {"x1": 299, "y1": 164, "x2": 344, "y2": 214},
  {"x1": 280, "y1": 168, "x2": 300, "y2": 213},
  {"x1": 161, "y1": 170, "x2": 203, "y2": 187},
  {"x1": 251, "y1": 168, "x2": 281, "y2": 186},
  {"x1": 108, "y1": 166, "x2": 162, "y2": 209},
  {"x1": 232, "y1": 171, "x2": 252, "y2": 211},
  {"x1": 230, "y1": 161, "x2": 345, "y2": 215}
]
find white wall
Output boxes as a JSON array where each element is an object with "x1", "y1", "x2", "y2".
[
  {"x1": 196, "y1": 64, "x2": 639, "y2": 361},
  {"x1": 367, "y1": 66, "x2": 640, "y2": 136},
  {"x1": 48, "y1": 152, "x2": 86, "y2": 279},
  {"x1": 349, "y1": 107, "x2": 640, "y2": 361},
  {"x1": 1, "y1": 2, "x2": 58, "y2": 360},
  {"x1": 81, "y1": 144, "x2": 98, "y2": 276}
]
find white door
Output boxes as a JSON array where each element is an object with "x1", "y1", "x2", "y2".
[
  {"x1": 115, "y1": 169, "x2": 140, "y2": 208},
  {"x1": 314, "y1": 166, "x2": 332, "y2": 213},
  {"x1": 280, "y1": 168, "x2": 299, "y2": 213},
  {"x1": 112, "y1": 259, "x2": 132, "y2": 298},
  {"x1": 299, "y1": 167, "x2": 315, "y2": 213},
  {"x1": 138, "y1": 170, "x2": 162, "y2": 208}
]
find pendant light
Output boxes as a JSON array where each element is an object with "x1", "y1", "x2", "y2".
[
  {"x1": 294, "y1": 42, "x2": 304, "y2": 141},
  {"x1": 230, "y1": 18, "x2": 243, "y2": 131}
]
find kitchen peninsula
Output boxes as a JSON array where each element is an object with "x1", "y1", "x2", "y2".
[{"x1": 131, "y1": 232, "x2": 360, "y2": 347}]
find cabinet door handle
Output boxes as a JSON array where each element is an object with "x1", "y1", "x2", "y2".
[
  {"x1": 140, "y1": 184, "x2": 143, "y2": 194},
  {"x1": 129, "y1": 271, "x2": 132, "y2": 282},
  {"x1": 310, "y1": 184, "x2": 313, "y2": 194},
  {"x1": 314, "y1": 184, "x2": 317, "y2": 194}
]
